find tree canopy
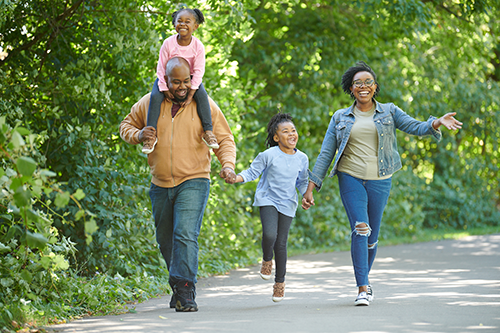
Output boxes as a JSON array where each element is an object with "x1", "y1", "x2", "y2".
[{"x1": 1, "y1": 0, "x2": 499, "y2": 327}]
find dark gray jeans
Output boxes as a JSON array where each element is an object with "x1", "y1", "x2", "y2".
[{"x1": 147, "y1": 78, "x2": 212, "y2": 131}]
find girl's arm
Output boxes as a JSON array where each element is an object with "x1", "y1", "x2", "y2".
[
  {"x1": 301, "y1": 181, "x2": 316, "y2": 209},
  {"x1": 182, "y1": 88, "x2": 197, "y2": 107},
  {"x1": 296, "y1": 155, "x2": 310, "y2": 195},
  {"x1": 238, "y1": 152, "x2": 268, "y2": 183}
]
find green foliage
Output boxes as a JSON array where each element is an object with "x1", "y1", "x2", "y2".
[{"x1": 1, "y1": 0, "x2": 499, "y2": 329}]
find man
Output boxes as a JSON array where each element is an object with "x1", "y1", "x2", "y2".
[{"x1": 120, "y1": 57, "x2": 237, "y2": 312}]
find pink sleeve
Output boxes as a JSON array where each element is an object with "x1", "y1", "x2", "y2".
[
  {"x1": 190, "y1": 40, "x2": 205, "y2": 90},
  {"x1": 157, "y1": 39, "x2": 170, "y2": 92}
]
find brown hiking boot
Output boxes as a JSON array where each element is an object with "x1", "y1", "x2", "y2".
[
  {"x1": 260, "y1": 260, "x2": 272, "y2": 280},
  {"x1": 272, "y1": 282, "x2": 285, "y2": 302}
]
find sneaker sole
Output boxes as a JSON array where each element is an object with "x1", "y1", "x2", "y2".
[
  {"x1": 272, "y1": 296, "x2": 284, "y2": 302},
  {"x1": 202, "y1": 137, "x2": 219, "y2": 149},
  {"x1": 142, "y1": 138, "x2": 158, "y2": 154},
  {"x1": 355, "y1": 299, "x2": 370, "y2": 306},
  {"x1": 260, "y1": 273, "x2": 272, "y2": 280},
  {"x1": 175, "y1": 304, "x2": 198, "y2": 312}
]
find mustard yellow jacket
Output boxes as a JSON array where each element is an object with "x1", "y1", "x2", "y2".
[{"x1": 120, "y1": 93, "x2": 236, "y2": 188}]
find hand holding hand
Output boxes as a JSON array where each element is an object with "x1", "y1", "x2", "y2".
[
  {"x1": 301, "y1": 190, "x2": 315, "y2": 210},
  {"x1": 434, "y1": 112, "x2": 463, "y2": 131},
  {"x1": 138, "y1": 126, "x2": 157, "y2": 143},
  {"x1": 219, "y1": 167, "x2": 237, "y2": 184}
]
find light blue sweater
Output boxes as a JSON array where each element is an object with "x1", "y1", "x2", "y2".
[{"x1": 239, "y1": 146, "x2": 309, "y2": 217}]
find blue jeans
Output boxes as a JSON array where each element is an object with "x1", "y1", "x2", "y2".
[
  {"x1": 338, "y1": 172, "x2": 392, "y2": 287},
  {"x1": 149, "y1": 178, "x2": 210, "y2": 285}
]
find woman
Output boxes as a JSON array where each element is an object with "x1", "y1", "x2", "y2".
[{"x1": 301, "y1": 61, "x2": 462, "y2": 306}]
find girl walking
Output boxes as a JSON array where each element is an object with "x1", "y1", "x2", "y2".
[
  {"x1": 229, "y1": 112, "x2": 310, "y2": 302},
  {"x1": 142, "y1": 7, "x2": 218, "y2": 154}
]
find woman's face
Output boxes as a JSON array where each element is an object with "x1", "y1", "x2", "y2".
[{"x1": 350, "y1": 71, "x2": 377, "y2": 105}]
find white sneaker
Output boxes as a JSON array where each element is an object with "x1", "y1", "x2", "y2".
[
  {"x1": 367, "y1": 285, "x2": 374, "y2": 302},
  {"x1": 355, "y1": 291, "x2": 370, "y2": 306}
]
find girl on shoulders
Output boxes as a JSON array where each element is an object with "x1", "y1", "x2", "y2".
[{"x1": 142, "y1": 7, "x2": 218, "y2": 154}]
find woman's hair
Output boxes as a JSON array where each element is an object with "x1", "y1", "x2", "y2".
[
  {"x1": 266, "y1": 112, "x2": 294, "y2": 148},
  {"x1": 341, "y1": 61, "x2": 380, "y2": 99},
  {"x1": 171, "y1": 7, "x2": 205, "y2": 26}
]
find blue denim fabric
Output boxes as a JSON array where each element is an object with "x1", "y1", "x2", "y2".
[
  {"x1": 338, "y1": 172, "x2": 392, "y2": 287},
  {"x1": 149, "y1": 178, "x2": 210, "y2": 285},
  {"x1": 309, "y1": 101, "x2": 442, "y2": 190}
]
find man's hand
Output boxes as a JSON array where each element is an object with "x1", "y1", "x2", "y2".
[
  {"x1": 138, "y1": 126, "x2": 156, "y2": 143},
  {"x1": 219, "y1": 167, "x2": 236, "y2": 184}
]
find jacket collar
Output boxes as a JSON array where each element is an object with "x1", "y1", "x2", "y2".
[{"x1": 343, "y1": 99, "x2": 381, "y2": 116}]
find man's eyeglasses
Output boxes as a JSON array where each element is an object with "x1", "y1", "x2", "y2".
[{"x1": 352, "y1": 79, "x2": 375, "y2": 88}]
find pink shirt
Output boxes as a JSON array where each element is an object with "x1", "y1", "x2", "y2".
[{"x1": 157, "y1": 34, "x2": 205, "y2": 91}]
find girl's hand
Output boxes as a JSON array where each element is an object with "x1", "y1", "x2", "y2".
[
  {"x1": 433, "y1": 112, "x2": 463, "y2": 130},
  {"x1": 181, "y1": 89, "x2": 197, "y2": 108},
  {"x1": 301, "y1": 190, "x2": 315, "y2": 210},
  {"x1": 301, "y1": 182, "x2": 316, "y2": 210},
  {"x1": 163, "y1": 90, "x2": 175, "y2": 102}
]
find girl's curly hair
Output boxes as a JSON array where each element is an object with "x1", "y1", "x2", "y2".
[
  {"x1": 266, "y1": 112, "x2": 294, "y2": 148},
  {"x1": 172, "y1": 7, "x2": 205, "y2": 26}
]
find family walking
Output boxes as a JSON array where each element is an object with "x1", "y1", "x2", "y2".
[{"x1": 119, "y1": 5, "x2": 462, "y2": 312}]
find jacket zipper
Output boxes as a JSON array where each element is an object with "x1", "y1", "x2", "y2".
[{"x1": 170, "y1": 105, "x2": 186, "y2": 187}]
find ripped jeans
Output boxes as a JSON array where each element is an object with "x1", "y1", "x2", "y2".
[{"x1": 338, "y1": 172, "x2": 392, "y2": 287}]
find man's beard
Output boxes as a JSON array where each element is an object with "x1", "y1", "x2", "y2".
[{"x1": 174, "y1": 94, "x2": 187, "y2": 103}]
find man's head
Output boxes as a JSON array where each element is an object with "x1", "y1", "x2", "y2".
[{"x1": 164, "y1": 57, "x2": 191, "y2": 102}]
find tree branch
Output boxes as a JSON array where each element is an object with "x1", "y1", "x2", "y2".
[{"x1": 0, "y1": 0, "x2": 85, "y2": 66}]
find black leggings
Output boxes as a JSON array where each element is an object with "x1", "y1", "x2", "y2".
[
  {"x1": 146, "y1": 78, "x2": 213, "y2": 132},
  {"x1": 259, "y1": 206, "x2": 293, "y2": 283}
]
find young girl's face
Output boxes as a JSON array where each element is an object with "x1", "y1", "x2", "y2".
[
  {"x1": 174, "y1": 11, "x2": 199, "y2": 38},
  {"x1": 273, "y1": 121, "x2": 298, "y2": 153}
]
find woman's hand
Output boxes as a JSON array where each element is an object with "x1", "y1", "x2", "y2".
[
  {"x1": 301, "y1": 182, "x2": 316, "y2": 210},
  {"x1": 433, "y1": 112, "x2": 463, "y2": 130}
]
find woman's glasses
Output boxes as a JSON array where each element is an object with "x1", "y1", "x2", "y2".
[{"x1": 352, "y1": 79, "x2": 375, "y2": 88}]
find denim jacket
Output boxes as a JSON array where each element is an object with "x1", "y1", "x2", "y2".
[{"x1": 309, "y1": 101, "x2": 442, "y2": 190}]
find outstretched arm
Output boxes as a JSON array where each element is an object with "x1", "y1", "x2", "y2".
[{"x1": 432, "y1": 112, "x2": 462, "y2": 131}]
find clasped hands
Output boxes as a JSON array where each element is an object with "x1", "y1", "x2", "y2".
[{"x1": 219, "y1": 167, "x2": 237, "y2": 184}]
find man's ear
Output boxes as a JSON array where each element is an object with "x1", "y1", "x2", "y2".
[{"x1": 273, "y1": 133, "x2": 279, "y2": 143}]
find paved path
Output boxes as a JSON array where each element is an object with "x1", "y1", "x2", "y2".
[{"x1": 46, "y1": 234, "x2": 500, "y2": 333}]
